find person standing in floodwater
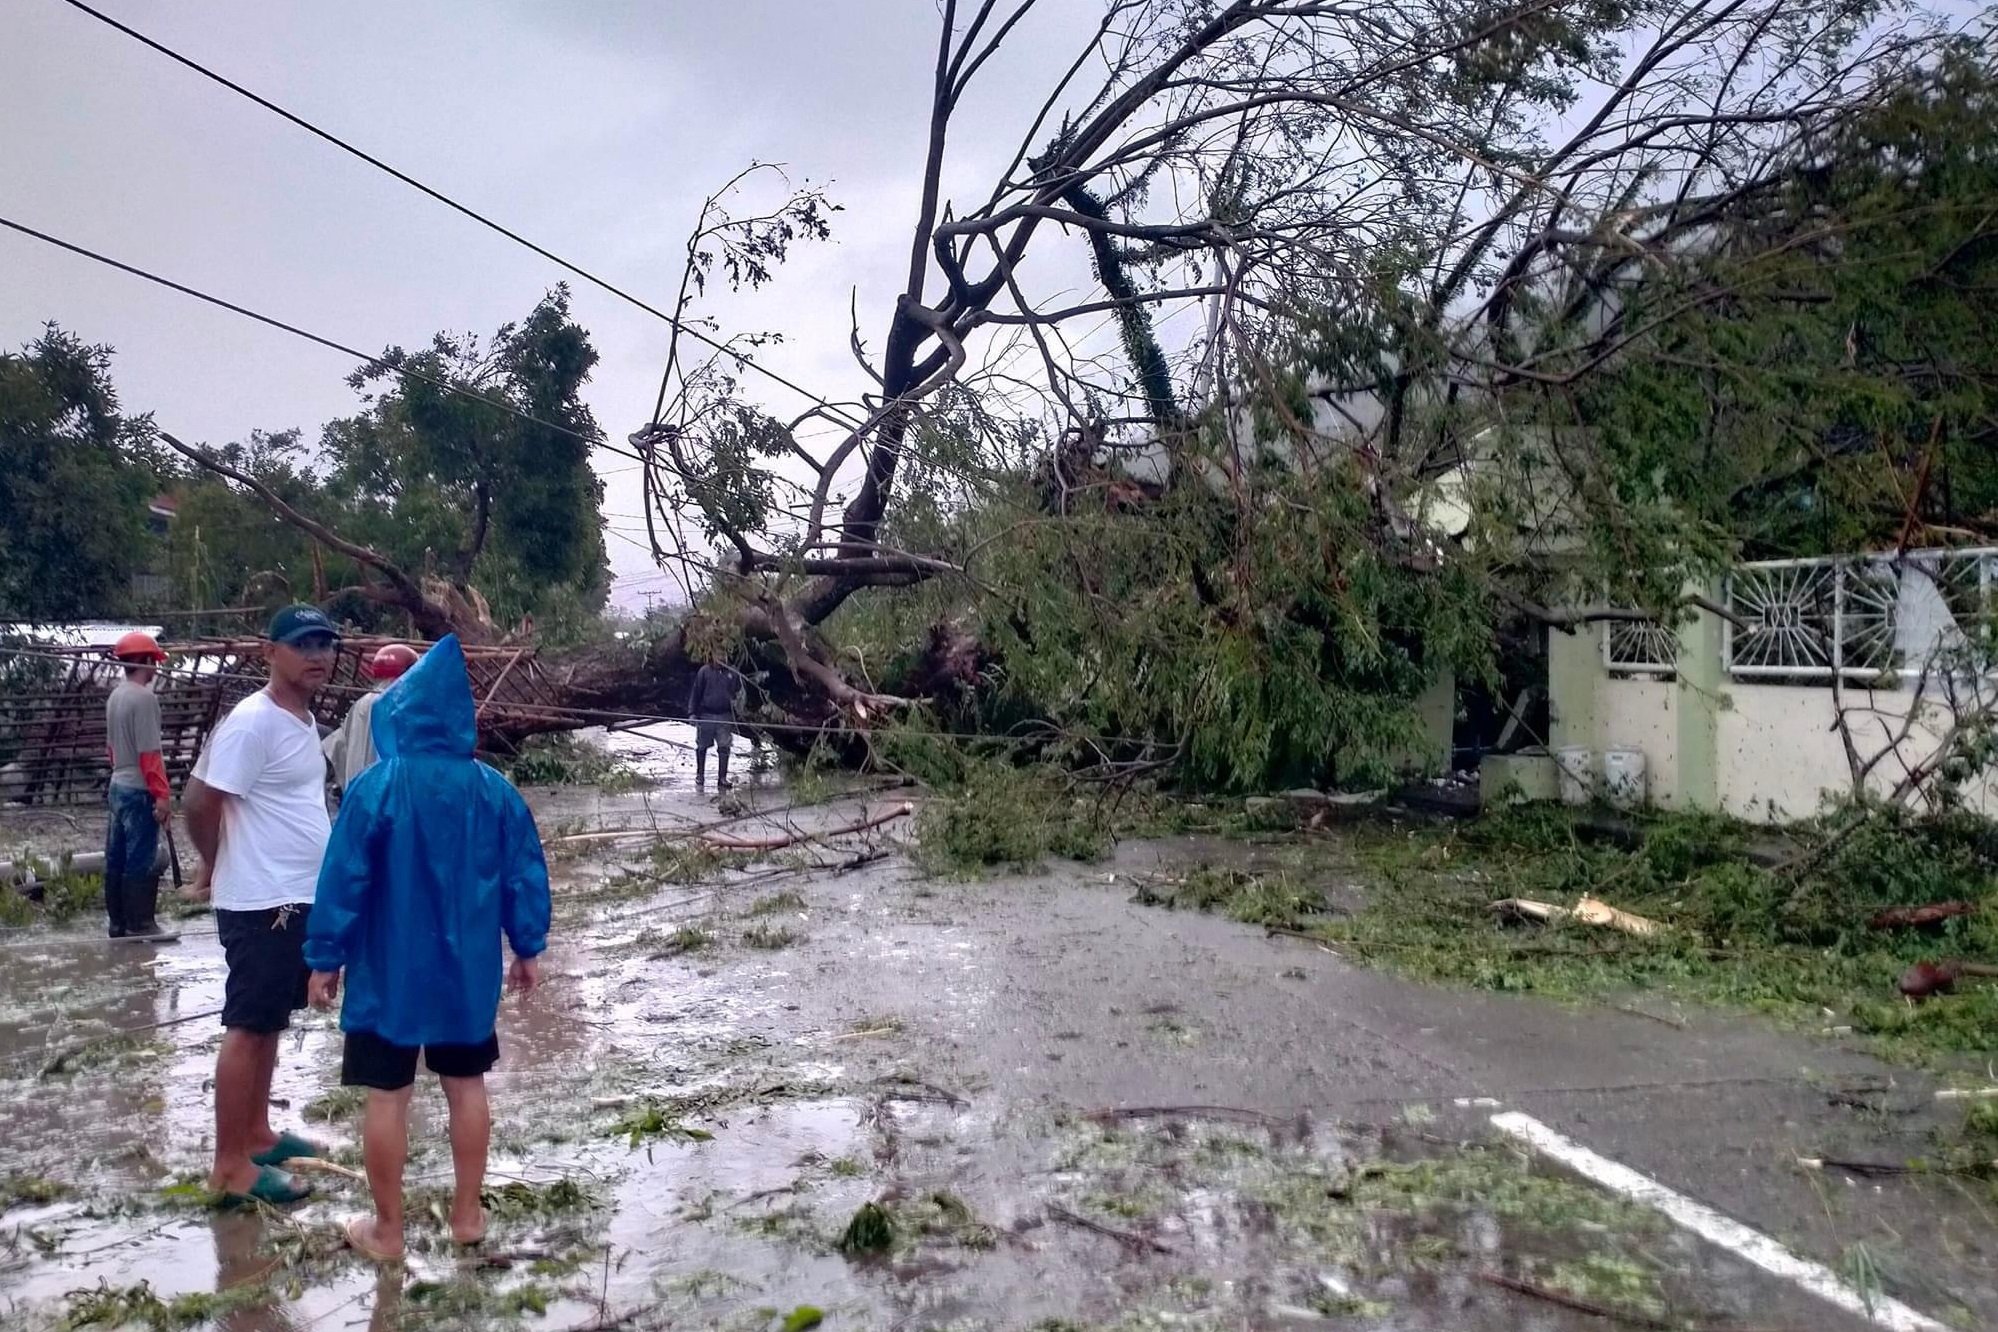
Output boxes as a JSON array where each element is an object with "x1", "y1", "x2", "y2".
[
  {"x1": 102, "y1": 631, "x2": 173, "y2": 940},
  {"x1": 304, "y1": 633, "x2": 551, "y2": 1262},
  {"x1": 689, "y1": 655, "x2": 741, "y2": 791},
  {"x1": 182, "y1": 604, "x2": 343, "y2": 1206}
]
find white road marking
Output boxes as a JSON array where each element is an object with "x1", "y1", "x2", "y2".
[{"x1": 1490, "y1": 1110, "x2": 1948, "y2": 1332}]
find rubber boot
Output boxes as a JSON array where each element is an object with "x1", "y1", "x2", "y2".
[
  {"x1": 123, "y1": 870, "x2": 164, "y2": 939},
  {"x1": 103, "y1": 868, "x2": 128, "y2": 939},
  {"x1": 695, "y1": 748, "x2": 708, "y2": 791},
  {"x1": 716, "y1": 741, "x2": 732, "y2": 791}
]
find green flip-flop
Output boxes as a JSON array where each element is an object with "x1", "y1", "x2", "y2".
[
  {"x1": 251, "y1": 1131, "x2": 322, "y2": 1168},
  {"x1": 218, "y1": 1165, "x2": 313, "y2": 1209}
]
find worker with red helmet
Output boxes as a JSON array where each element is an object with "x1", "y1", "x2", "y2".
[
  {"x1": 324, "y1": 643, "x2": 419, "y2": 793},
  {"x1": 104, "y1": 630, "x2": 173, "y2": 939}
]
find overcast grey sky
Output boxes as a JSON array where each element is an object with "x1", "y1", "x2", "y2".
[{"x1": 1, "y1": 1, "x2": 1108, "y2": 609}]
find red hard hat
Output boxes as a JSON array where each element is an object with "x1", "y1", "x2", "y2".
[
  {"x1": 368, "y1": 643, "x2": 420, "y2": 680},
  {"x1": 112, "y1": 631, "x2": 166, "y2": 664}
]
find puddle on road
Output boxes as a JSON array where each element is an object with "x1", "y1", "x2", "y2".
[{"x1": 0, "y1": 802, "x2": 1896, "y2": 1331}]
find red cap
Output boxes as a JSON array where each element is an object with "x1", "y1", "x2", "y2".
[{"x1": 368, "y1": 643, "x2": 420, "y2": 680}]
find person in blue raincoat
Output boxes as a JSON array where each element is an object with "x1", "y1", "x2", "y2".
[{"x1": 303, "y1": 635, "x2": 551, "y2": 1262}]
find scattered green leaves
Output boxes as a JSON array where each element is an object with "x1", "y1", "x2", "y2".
[{"x1": 837, "y1": 1200, "x2": 895, "y2": 1255}]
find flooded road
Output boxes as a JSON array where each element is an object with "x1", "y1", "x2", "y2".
[{"x1": 1, "y1": 780, "x2": 1990, "y2": 1330}]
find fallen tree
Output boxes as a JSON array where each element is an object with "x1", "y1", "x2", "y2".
[{"x1": 164, "y1": 3, "x2": 1997, "y2": 785}]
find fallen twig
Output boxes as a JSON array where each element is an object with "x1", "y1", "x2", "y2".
[
  {"x1": 1475, "y1": 1270, "x2": 1675, "y2": 1329},
  {"x1": 462, "y1": 1248, "x2": 552, "y2": 1269},
  {"x1": 702, "y1": 802, "x2": 914, "y2": 851},
  {"x1": 1047, "y1": 1203, "x2": 1175, "y2": 1255},
  {"x1": 870, "y1": 1074, "x2": 966, "y2": 1107},
  {"x1": 1263, "y1": 925, "x2": 1342, "y2": 954},
  {"x1": 1800, "y1": 1155, "x2": 1994, "y2": 1180},
  {"x1": 1608, "y1": 1002, "x2": 1686, "y2": 1030},
  {"x1": 725, "y1": 1185, "x2": 800, "y2": 1212},
  {"x1": 287, "y1": 1158, "x2": 366, "y2": 1182},
  {"x1": 1087, "y1": 1105, "x2": 1286, "y2": 1127},
  {"x1": 1936, "y1": 1086, "x2": 1998, "y2": 1101},
  {"x1": 35, "y1": 1006, "x2": 224, "y2": 1078}
]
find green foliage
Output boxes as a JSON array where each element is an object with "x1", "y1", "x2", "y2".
[
  {"x1": 302, "y1": 1085, "x2": 368, "y2": 1124},
  {"x1": 1129, "y1": 865, "x2": 1324, "y2": 927},
  {"x1": 912, "y1": 761, "x2": 1110, "y2": 873},
  {"x1": 741, "y1": 923, "x2": 800, "y2": 950},
  {"x1": 166, "y1": 429, "x2": 353, "y2": 614},
  {"x1": 0, "y1": 865, "x2": 105, "y2": 927},
  {"x1": 836, "y1": 1200, "x2": 895, "y2": 1255},
  {"x1": 329, "y1": 287, "x2": 610, "y2": 617},
  {"x1": 1126, "y1": 804, "x2": 1997, "y2": 1064},
  {"x1": 746, "y1": 890, "x2": 806, "y2": 916},
  {"x1": 1508, "y1": 52, "x2": 1998, "y2": 580},
  {"x1": 1, "y1": 1173, "x2": 69, "y2": 1211},
  {"x1": 995, "y1": 464, "x2": 1488, "y2": 791},
  {"x1": 401, "y1": 1276, "x2": 560, "y2": 1324},
  {"x1": 0, "y1": 327, "x2": 158, "y2": 618},
  {"x1": 610, "y1": 1101, "x2": 717, "y2": 1149},
  {"x1": 499, "y1": 734, "x2": 645, "y2": 791},
  {"x1": 58, "y1": 1279, "x2": 267, "y2": 1331}
]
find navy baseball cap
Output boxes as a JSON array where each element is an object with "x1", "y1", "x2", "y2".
[{"x1": 267, "y1": 604, "x2": 340, "y2": 646}]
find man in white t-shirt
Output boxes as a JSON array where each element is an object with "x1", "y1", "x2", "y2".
[{"x1": 184, "y1": 605, "x2": 340, "y2": 1205}]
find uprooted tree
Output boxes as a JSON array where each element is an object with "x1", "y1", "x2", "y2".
[{"x1": 174, "y1": 0, "x2": 1998, "y2": 786}]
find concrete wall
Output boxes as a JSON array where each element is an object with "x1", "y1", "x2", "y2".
[
  {"x1": 1546, "y1": 609, "x2": 1998, "y2": 822},
  {"x1": 1548, "y1": 628, "x2": 1697, "y2": 810}
]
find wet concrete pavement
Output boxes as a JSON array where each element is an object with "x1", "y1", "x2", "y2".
[{"x1": 1, "y1": 779, "x2": 1991, "y2": 1330}]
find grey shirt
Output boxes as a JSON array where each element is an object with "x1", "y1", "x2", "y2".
[
  {"x1": 322, "y1": 688, "x2": 382, "y2": 791},
  {"x1": 106, "y1": 678, "x2": 162, "y2": 790},
  {"x1": 690, "y1": 664, "x2": 739, "y2": 719}
]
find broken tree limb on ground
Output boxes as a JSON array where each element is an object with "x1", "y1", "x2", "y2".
[
  {"x1": 1868, "y1": 902, "x2": 1977, "y2": 931},
  {"x1": 1490, "y1": 896, "x2": 1664, "y2": 937},
  {"x1": 1896, "y1": 960, "x2": 1998, "y2": 1000},
  {"x1": 1263, "y1": 925, "x2": 1344, "y2": 954},
  {"x1": 701, "y1": 802, "x2": 914, "y2": 851},
  {"x1": 1474, "y1": 1270, "x2": 1678, "y2": 1330},
  {"x1": 1046, "y1": 1203, "x2": 1175, "y2": 1256},
  {"x1": 35, "y1": 1007, "x2": 224, "y2": 1078}
]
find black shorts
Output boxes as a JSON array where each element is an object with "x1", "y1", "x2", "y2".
[
  {"x1": 217, "y1": 904, "x2": 313, "y2": 1033},
  {"x1": 340, "y1": 1028, "x2": 501, "y2": 1091}
]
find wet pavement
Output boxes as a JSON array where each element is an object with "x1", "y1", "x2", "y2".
[{"x1": 1, "y1": 771, "x2": 1992, "y2": 1330}]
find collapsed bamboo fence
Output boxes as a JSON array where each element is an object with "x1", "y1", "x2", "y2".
[{"x1": 0, "y1": 637, "x2": 580, "y2": 806}]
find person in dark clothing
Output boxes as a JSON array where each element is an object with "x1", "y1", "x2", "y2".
[{"x1": 689, "y1": 659, "x2": 740, "y2": 791}]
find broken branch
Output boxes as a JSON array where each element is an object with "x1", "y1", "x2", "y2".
[
  {"x1": 701, "y1": 802, "x2": 914, "y2": 851},
  {"x1": 1046, "y1": 1203, "x2": 1175, "y2": 1255}
]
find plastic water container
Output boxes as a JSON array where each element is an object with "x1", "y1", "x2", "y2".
[
  {"x1": 1603, "y1": 748, "x2": 1648, "y2": 809},
  {"x1": 1555, "y1": 746, "x2": 1593, "y2": 806}
]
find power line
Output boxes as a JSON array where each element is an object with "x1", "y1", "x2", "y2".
[
  {"x1": 52, "y1": 0, "x2": 867, "y2": 434},
  {"x1": 0, "y1": 213, "x2": 650, "y2": 470}
]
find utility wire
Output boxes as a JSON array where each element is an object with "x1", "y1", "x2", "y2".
[
  {"x1": 52, "y1": 0, "x2": 868, "y2": 435},
  {"x1": 0, "y1": 213, "x2": 651, "y2": 469}
]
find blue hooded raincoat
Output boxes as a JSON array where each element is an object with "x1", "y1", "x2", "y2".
[{"x1": 304, "y1": 635, "x2": 550, "y2": 1048}]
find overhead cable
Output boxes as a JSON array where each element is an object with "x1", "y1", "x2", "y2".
[
  {"x1": 52, "y1": 0, "x2": 866, "y2": 433},
  {"x1": 0, "y1": 213, "x2": 649, "y2": 467}
]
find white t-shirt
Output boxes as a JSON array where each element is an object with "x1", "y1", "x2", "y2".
[{"x1": 194, "y1": 690, "x2": 331, "y2": 910}]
